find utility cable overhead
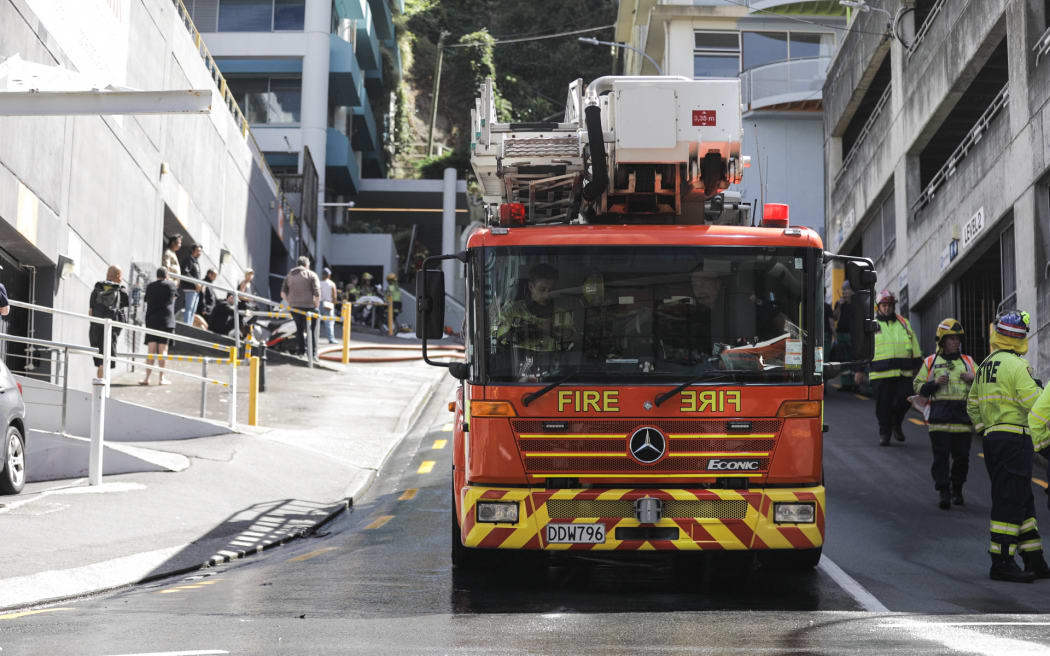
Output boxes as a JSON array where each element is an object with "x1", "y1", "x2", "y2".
[{"x1": 445, "y1": 24, "x2": 615, "y2": 48}]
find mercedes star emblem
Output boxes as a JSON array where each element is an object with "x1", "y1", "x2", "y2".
[{"x1": 629, "y1": 427, "x2": 666, "y2": 464}]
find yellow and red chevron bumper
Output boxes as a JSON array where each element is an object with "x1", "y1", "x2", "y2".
[{"x1": 459, "y1": 486, "x2": 824, "y2": 551}]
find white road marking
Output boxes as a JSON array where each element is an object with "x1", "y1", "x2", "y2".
[
  {"x1": 0, "y1": 481, "x2": 145, "y2": 515},
  {"x1": 100, "y1": 651, "x2": 229, "y2": 656},
  {"x1": 817, "y1": 555, "x2": 888, "y2": 612}
]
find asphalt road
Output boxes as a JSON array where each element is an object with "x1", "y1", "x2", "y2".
[{"x1": 4, "y1": 383, "x2": 1050, "y2": 655}]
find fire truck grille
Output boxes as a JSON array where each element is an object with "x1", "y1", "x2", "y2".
[
  {"x1": 511, "y1": 419, "x2": 782, "y2": 435},
  {"x1": 523, "y1": 456, "x2": 770, "y2": 473},
  {"x1": 512, "y1": 419, "x2": 779, "y2": 474},
  {"x1": 518, "y1": 438, "x2": 775, "y2": 453},
  {"x1": 546, "y1": 498, "x2": 748, "y2": 520}
]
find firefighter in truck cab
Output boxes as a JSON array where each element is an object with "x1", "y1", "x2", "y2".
[{"x1": 967, "y1": 310, "x2": 1050, "y2": 583}]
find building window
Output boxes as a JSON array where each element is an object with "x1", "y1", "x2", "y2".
[
  {"x1": 694, "y1": 31, "x2": 740, "y2": 78},
  {"x1": 226, "y1": 77, "x2": 302, "y2": 124},
  {"x1": 741, "y1": 31, "x2": 834, "y2": 71},
  {"x1": 214, "y1": 0, "x2": 304, "y2": 32}
]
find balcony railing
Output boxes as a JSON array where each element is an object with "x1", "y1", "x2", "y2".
[
  {"x1": 910, "y1": 83, "x2": 1009, "y2": 217},
  {"x1": 906, "y1": 0, "x2": 948, "y2": 60},
  {"x1": 834, "y1": 83, "x2": 891, "y2": 186},
  {"x1": 1034, "y1": 24, "x2": 1050, "y2": 67},
  {"x1": 740, "y1": 57, "x2": 830, "y2": 111}
]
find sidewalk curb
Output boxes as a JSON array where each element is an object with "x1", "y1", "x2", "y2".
[{"x1": 0, "y1": 369, "x2": 450, "y2": 614}]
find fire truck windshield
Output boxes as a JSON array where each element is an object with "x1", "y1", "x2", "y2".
[{"x1": 481, "y1": 245, "x2": 815, "y2": 385}]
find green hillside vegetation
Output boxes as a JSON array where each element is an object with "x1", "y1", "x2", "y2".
[{"x1": 390, "y1": 0, "x2": 617, "y2": 180}]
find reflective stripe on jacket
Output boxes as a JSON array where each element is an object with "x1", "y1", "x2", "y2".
[
  {"x1": 913, "y1": 353, "x2": 976, "y2": 432},
  {"x1": 1028, "y1": 385, "x2": 1050, "y2": 451},
  {"x1": 966, "y1": 350, "x2": 1042, "y2": 435},
  {"x1": 870, "y1": 315, "x2": 922, "y2": 380}
]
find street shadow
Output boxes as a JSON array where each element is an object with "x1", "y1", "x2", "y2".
[{"x1": 140, "y1": 497, "x2": 347, "y2": 583}]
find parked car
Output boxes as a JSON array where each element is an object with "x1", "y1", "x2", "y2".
[{"x1": 0, "y1": 358, "x2": 26, "y2": 494}]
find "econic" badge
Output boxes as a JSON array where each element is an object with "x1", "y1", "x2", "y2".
[{"x1": 707, "y1": 459, "x2": 761, "y2": 471}]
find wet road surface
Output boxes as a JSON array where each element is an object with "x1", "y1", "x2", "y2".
[{"x1": 3, "y1": 383, "x2": 1050, "y2": 654}]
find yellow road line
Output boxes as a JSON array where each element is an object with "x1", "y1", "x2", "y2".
[
  {"x1": 908, "y1": 418, "x2": 926, "y2": 426},
  {"x1": 432, "y1": 439, "x2": 448, "y2": 449},
  {"x1": 0, "y1": 608, "x2": 73, "y2": 620},
  {"x1": 854, "y1": 394, "x2": 869, "y2": 401},
  {"x1": 441, "y1": 423, "x2": 453, "y2": 432},
  {"x1": 417, "y1": 460, "x2": 436, "y2": 474},
  {"x1": 398, "y1": 488, "x2": 418, "y2": 501},
  {"x1": 365, "y1": 515, "x2": 394, "y2": 530},
  {"x1": 288, "y1": 547, "x2": 338, "y2": 563}
]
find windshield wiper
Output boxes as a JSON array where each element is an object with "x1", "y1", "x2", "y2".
[
  {"x1": 653, "y1": 370, "x2": 750, "y2": 407},
  {"x1": 522, "y1": 370, "x2": 582, "y2": 407}
]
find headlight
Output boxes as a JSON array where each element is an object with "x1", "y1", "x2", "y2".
[
  {"x1": 476, "y1": 501, "x2": 519, "y2": 523},
  {"x1": 773, "y1": 502, "x2": 816, "y2": 524}
]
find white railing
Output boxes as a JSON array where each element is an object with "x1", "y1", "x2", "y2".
[
  {"x1": 911, "y1": 83, "x2": 1009, "y2": 217},
  {"x1": 834, "y1": 83, "x2": 892, "y2": 186},
  {"x1": 1034, "y1": 25, "x2": 1050, "y2": 67},
  {"x1": 740, "y1": 57, "x2": 830, "y2": 111},
  {"x1": 5, "y1": 298, "x2": 246, "y2": 485}
]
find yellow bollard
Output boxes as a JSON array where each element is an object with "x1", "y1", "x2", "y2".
[
  {"x1": 342, "y1": 301, "x2": 351, "y2": 364},
  {"x1": 248, "y1": 355, "x2": 259, "y2": 426},
  {"x1": 387, "y1": 300, "x2": 395, "y2": 336}
]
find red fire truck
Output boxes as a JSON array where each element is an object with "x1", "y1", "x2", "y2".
[{"x1": 416, "y1": 76, "x2": 877, "y2": 569}]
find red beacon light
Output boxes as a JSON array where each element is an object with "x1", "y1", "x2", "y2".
[
  {"x1": 498, "y1": 202, "x2": 527, "y2": 226},
  {"x1": 761, "y1": 203, "x2": 790, "y2": 228}
]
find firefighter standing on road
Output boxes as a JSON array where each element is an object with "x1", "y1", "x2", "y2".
[
  {"x1": 870, "y1": 290, "x2": 922, "y2": 446},
  {"x1": 913, "y1": 319, "x2": 977, "y2": 509},
  {"x1": 967, "y1": 311, "x2": 1049, "y2": 582}
]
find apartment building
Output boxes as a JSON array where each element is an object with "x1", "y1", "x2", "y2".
[
  {"x1": 824, "y1": 0, "x2": 1050, "y2": 370},
  {"x1": 184, "y1": 0, "x2": 401, "y2": 273},
  {"x1": 615, "y1": 0, "x2": 847, "y2": 237}
]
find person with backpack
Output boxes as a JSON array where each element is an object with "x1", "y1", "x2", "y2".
[
  {"x1": 912, "y1": 318, "x2": 977, "y2": 509},
  {"x1": 88, "y1": 265, "x2": 130, "y2": 380}
]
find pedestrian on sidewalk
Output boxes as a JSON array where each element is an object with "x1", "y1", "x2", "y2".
[
  {"x1": 280, "y1": 256, "x2": 320, "y2": 357},
  {"x1": 87, "y1": 265, "x2": 130, "y2": 380},
  {"x1": 320, "y1": 267, "x2": 337, "y2": 344},
  {"x1": 140, "y1": 267, "x2": 179, "y2": 386},
  {"x1": 967, "y1": 310, "x2": 1049, "y2": 582},
  {"x1": 195, "y1": 268, "x2": 218, "y2": 330},
  {"x1": 180, "y1": 244, "x2": 202, "y2": 324},
  {"x1": 912, "y1": 318, "x2": 977, "y2": 509},
  {"x1": 162, "y1": 234, "x2": 181, "y2": 276},
  {"x1": 869, "y1": 290, "x2": 922, "y2": 446}
]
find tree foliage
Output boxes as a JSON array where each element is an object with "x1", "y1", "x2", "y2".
[{"x1": 403, "y1": 0, "x2": 617, "y2": 178}]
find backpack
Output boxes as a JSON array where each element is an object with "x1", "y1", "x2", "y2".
[{"x1": 92, "y1": 282, "x2": 124, "y2": 320}]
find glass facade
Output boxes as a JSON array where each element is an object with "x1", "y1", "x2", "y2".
[
  {"x1": 693, "y1": 31, "x2": 740, "y2": 78},
  {"x1": 209, "y1": 0, "x2": 305, "y2": 32},
  {"x1": 227, "y1": 77, "x2": 302, "y2": 124},
  {"x1": 740, "y1": 30, "x2": 835, "y2": 71}
]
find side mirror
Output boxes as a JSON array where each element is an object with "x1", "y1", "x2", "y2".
[
  {"x1": 845, "y1": 259, "x2": 877, "y2": 362},
  {"x1": 448, "y1": 362, "x2": 469, "y2": 380},
  {"x1": 415, "y1": 269, "x2": 445, "y2": 340}
]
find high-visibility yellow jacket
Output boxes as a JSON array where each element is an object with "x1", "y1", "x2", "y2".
[
  {"x1": 913, "y1": 352, "x2": 977, "y2": 432},
  {"x1": 1027, "y1": 386, "x2": 1050, "y2": 451},
  {"x1": 870, "y1": 314, "x2": 922, "y2": 380},
  {"x1": 967, "y1": 350, "x2": 1042, "y2": 435}
]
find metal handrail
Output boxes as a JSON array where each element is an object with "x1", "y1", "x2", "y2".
[
  {"x1": 7, "y1": 298, "x2": 230, "y2": 353},
  {"x1": 906, "y1": 0, "x2": 947, "y2": 60},
  {"x1": 911, "y1": 83, "x2": 1009, "y2": 217},
  {"x1": 1034, "y1": 25, "x2": 1050, "y2": 67},
  {"x1": 835, "y1": 83, "x2": 891, "y2": 187},
  {"x1": 0, "y1": 333, "x2": 97, "y2": 355}
]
